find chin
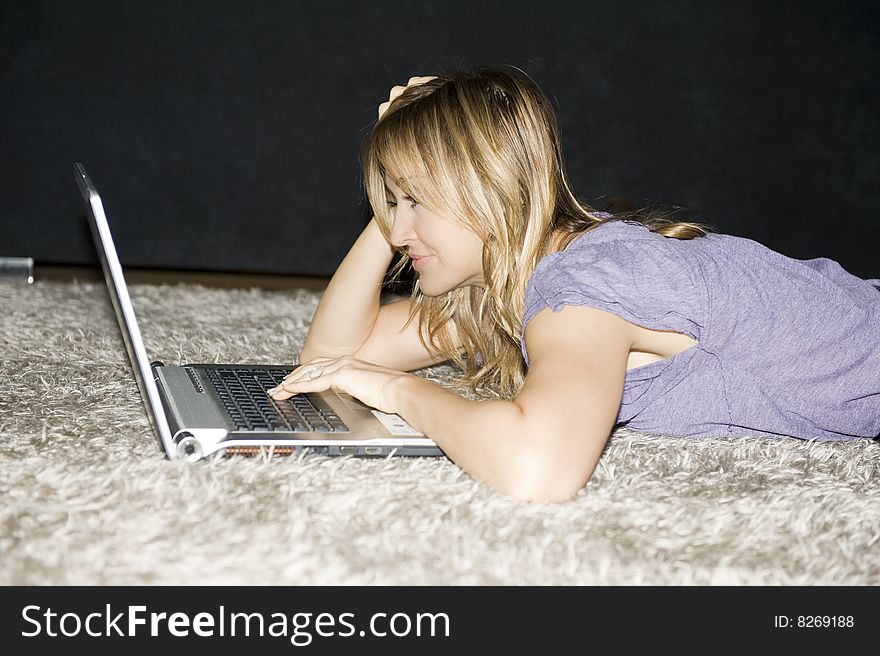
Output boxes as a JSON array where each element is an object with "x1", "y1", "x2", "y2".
[
  {"x1": 418, "y1": 276, "x2": 479, "y2": 298},
  {"x1": 416, "y1": 281, "x2": 445, "y2": 297},
  {"x1": 417, "y1": 275, "x2": 459, "y2": 297}
]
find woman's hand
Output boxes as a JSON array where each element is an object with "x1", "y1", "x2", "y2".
[
  {"x1": 377, "y1": 75, "x2": 438, "y2": 120},
  {"x1": 267, "y1": 355, "x2": 410, "y2": 415}
]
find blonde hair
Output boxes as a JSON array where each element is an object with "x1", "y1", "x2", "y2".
[{"x1": 360, "y1": 66, "x2": 715, "y2": 400}]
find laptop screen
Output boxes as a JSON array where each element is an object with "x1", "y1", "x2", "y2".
[{"x1": 74, "y1": 162, "x2": 176, "y2": 458}]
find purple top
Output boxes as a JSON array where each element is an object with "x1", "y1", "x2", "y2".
[{"x1": 520, "y1": 219, "x2": 880, "y2": 441}]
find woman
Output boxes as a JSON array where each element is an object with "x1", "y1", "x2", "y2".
[{"x1": 268, "y1": 67, "x2": 880, "y2": 503}]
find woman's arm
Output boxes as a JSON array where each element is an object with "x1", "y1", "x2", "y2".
[
  {"x1": 299, "y1": 217, "x2": 396, "y2": 363},
  {"x1": 300, "y1": 76, "x2": 438, "y2": 363},
  {"x1": 389, "y1": 304, "x2": 634, "y2": 503},
  {"x1": 274, "y1": 301, "x2": 634, "y2": 503}
]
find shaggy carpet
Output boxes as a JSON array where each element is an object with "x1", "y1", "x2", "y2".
[{"x1": 0, "y1": 280, "x2": 878, "y2": 585}]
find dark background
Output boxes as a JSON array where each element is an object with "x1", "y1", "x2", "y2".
[{"x1": 2, "y1": 0, "x2": 878, "y2": 279}]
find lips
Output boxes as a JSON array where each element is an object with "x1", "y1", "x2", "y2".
[{"x1": 411, "y1": 255, "x2": 432, "y2": 271}]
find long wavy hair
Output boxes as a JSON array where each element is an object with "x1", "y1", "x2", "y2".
[{"x1": 360, "y1": 66, "x2": 716, "y2": 400}]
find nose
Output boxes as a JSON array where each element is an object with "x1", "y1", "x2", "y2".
[{"x1": 388, "y1": 207, "x2": 416, "y2": 248}]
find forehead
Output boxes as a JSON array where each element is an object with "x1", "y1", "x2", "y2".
[{"x1": 383, "y1": 173, "x2": 419, "y2": 192}]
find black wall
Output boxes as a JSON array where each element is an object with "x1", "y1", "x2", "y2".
[{"x1": 2, "y1": 0, "x2": 878, "y2": 279}]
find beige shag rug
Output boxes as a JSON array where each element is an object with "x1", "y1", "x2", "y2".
[{"x1": 0, "y1": 280, "x2": 878, "y2": 585}]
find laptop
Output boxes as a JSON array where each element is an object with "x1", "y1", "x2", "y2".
[{"x1": 74, "y1": 162, "x2": 445, "y2": 461}]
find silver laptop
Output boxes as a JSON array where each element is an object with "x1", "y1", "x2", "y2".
[{"x1": 75, "y1": 162, "x2": 445, "y2": 461}]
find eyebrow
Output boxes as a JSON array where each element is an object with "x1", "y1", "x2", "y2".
[{"x1": 383, "y1": 181, "x2": 408, "y2": 198}]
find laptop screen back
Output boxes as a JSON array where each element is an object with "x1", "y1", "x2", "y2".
[{"x1": 74, "y1": 162, "x2": 176, "y2": 458}]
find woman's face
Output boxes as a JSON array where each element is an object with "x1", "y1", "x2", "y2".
[{"x1": 384, "y1": 175, "x2": 486, "y2": 296}]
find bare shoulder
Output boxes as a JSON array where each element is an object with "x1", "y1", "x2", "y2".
[
  {"x1": 521, "y1": 303, "x2": 635, "y2": 404},
  {"x1": 524, "y1": 304, "x2": 637, "y2": 367}
]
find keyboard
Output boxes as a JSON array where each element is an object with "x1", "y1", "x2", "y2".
[{"x1": 203, "y1": 367, "x2": 349, "y2": 433}]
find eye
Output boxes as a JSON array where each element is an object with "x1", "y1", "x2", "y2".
[{"x1": 386, "y1": 196, "x2": 419, "y2": 210}]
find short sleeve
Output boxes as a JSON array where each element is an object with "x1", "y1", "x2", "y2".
[{"x1": 521, "y1": 229, "x2": 706, "y2": 366}]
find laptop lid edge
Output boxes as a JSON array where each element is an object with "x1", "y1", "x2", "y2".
[{"x1": 74, "y1": 162, "x2": 179, "y2": 460}]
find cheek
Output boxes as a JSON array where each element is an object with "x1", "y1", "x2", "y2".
[
  {"x1": 450, "y1": 236, "x2": 482, "y2": 267},
  {"x1": 423, "y1": 219, "x2": 483, "y2": 266},
  {"x1": 466, "y1": 234, "x2": 485, "y2": 262}
]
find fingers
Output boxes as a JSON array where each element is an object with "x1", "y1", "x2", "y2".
[
  {"x1": 378, "y1": 75, "x2": 437, "y2": 120},
  {"x1": 268, "y1": 372, "x2": 328, "y2": 401},
  {"x1": 393, "y1": 76, "x2": 436, "y2": 100},
  {"x1": 271, "y1": 356, "x2": 341, "y2": 399},
  {"x1": 282, "y1": 367, "x2": 301, "y2": 383},
  {"x1": 383, "y1": 85, "x2": 407, "y2": 117},
  {"x1": 388, "y1": 84, "x2": 406, "y2": 102},
  {"x1": 268, "y1": 374, "x2": 312, "y2": 400},
  {"x1": 267, "y1": 386, "x2": 294, "y2": 401},
  {"x1": 282, "y1": 356, "x2": 334, "y2": 382}
]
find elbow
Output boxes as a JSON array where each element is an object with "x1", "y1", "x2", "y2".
[
  {"x1": 502, "y1": 464, "x2": 587, "y2": 504},
  {"x1": 506, "y1": 480, "x2": 582, "y2": 504},
  {"x1": 500, "y1": 417, "x2": 606, "y2": 503},
  {"x1": 500, "y1": 445, "x2": 599, "y2": 504}
]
